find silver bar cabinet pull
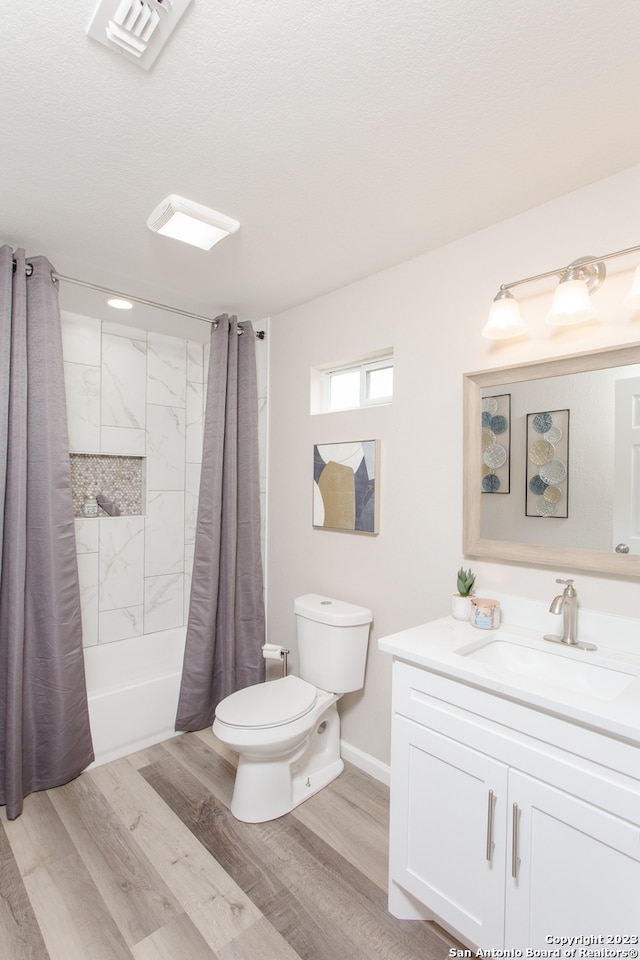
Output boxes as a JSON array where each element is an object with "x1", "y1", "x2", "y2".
[
  {"x1": 511, "y1": 803, "x2": 520, "y2": 878},
  {"x1": 485, "y1": 790, "x2": 495, "y2": 862}
]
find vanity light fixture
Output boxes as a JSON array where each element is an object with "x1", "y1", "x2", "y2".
[
  {"x1": 147, "y1": 195, "x2": 240, "y2": 251},
  {"x1": 483, "y1": 243, "x2": 640, "y2": 339}
]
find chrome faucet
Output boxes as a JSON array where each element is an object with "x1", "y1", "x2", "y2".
[{"x1": 544, "y1": 579, "x2": 597, "y2": 651}]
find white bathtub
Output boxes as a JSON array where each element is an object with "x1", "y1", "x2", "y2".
[{"x1": 83, "y1": 627, "x2": 187, "y2": 767}]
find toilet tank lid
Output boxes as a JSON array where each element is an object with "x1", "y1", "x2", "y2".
[{"x1": 294, "y1": 594, "x2": 373, "y2": 626}]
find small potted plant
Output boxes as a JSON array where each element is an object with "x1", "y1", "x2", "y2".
[{"x1": 452, "y1": 567, "x2": 476, "y2": 621}]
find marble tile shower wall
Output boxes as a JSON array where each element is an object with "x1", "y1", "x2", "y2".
[{"x1": 61, "y1": 311, "x2": 269, "y2": 648}]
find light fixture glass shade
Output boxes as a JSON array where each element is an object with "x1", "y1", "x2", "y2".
[
  {"x1": 482, "y1": 292, "x2": 527, "y2": 339},
  {"x1": 623, "y1": 264, "x2": 640, "y2": 309},
  {"x1": 546, "y1": 278, "x2": 597, "y2": 326},
  {"x1": 147, "y1": 195, "x2": 240, "y2": 250}
]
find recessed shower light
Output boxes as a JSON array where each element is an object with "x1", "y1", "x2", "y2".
[
  {"x1": 146, "y1": 194, "x2": 240, "y2": 251},
  {"x1": 107, "y1": 298, "x2": 134, "y2": 310}
]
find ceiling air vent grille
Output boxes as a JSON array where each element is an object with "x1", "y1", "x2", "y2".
[{"x1": 86, "y1": 0, "x2": 193, "y2": 70}]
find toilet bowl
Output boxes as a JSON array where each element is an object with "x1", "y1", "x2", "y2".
[
  {"x1": 214, "y1": 675, "x2": 343, "y2": 822},
  {"x1": 212, "y1": 594, "x2": 372, "y2": 823}
]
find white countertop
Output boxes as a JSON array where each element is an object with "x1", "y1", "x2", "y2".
[{"x1": 379, "y1": 616, "x2": 640, "y2": 746}]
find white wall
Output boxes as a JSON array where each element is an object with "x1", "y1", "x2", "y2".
[{"x1": 266, "y1": 163, "x2": 640, "y2": 769}]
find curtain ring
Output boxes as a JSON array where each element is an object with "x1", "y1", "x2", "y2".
[
  {"x1": 11, "y1": 259, "x2": 34, "y2": 276},
  {"x1": 13, "y1": 260, "x2": 34, "y2": 277},
  {"x1": 51, "y1": 269, "x2": 58, "y2": 285}
]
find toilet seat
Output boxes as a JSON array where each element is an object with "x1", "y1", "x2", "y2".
[{"x1": 215, "y1": 675, "x2": 317, "y2": 729}]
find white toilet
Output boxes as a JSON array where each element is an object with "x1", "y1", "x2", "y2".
[{"x1": 212, "y1": 593, "x2": 372, "y2": 823}]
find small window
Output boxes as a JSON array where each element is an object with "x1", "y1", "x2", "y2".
[
  {"x1": 365, "y1": 360, "x2": 393, "y2": 403},
  {"x1": 329, "y1": 368, "x2": 361, "y2": 411},
  {"x1": 325, "y1": 355, "x2": 393, "y2": 412}
]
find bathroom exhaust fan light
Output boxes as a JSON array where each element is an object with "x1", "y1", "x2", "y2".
[{"x1": 147, "y1": 195, "x2": 240, "y2": 251}]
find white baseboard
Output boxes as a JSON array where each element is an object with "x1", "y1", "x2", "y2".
[{"x1": 341, "y1": 739, "x2": 390, "y2": 786}]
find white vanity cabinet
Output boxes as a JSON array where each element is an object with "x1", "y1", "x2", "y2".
[
  {"x1": 390, "y1": 713, "x2": 508, "y2": 945},
  {"x1": 504, "y1": 771, "x2": 640, "y2": 947},
  {"x1": 388, "y1": 659, "x2": 640, "y2": 950}
]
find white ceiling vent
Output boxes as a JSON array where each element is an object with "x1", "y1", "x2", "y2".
[{"x1": 87, "y1": 0, "x2": 193, "y2": 70}]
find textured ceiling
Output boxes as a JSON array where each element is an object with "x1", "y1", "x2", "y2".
[{"x1": 3, "y1": 1, "x2": 640, "y2": 337}]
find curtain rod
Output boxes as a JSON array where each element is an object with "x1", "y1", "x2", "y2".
[
  {"x1": 51, "y1": 271, "x2": 266, "y2": 339},
  {"x1": 14, "y1": 259, "x2": 265, "y2": 339},
  {"x1": 52, "y1": 271, "x2": 219, "y2": 325}
]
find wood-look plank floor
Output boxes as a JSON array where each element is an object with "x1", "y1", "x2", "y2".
[{"x1": 1, "y1": 729, "x2": 460, "y2": 960}]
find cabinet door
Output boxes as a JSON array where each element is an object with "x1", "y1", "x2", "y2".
[
  {"x1": 506, "y1": 771, "x2": 640, "y2": 948},
  {"x1": 390, "y1": 716, "x2": 508, "y2": 947}
]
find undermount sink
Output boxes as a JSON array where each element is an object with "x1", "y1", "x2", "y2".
[{"x1": 456, "y1": 635, "x2": 640, "y2": 701}]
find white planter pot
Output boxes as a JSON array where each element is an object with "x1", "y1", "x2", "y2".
[{"x1": 451, "y1": 594, "x2": 472, "y2": 621}]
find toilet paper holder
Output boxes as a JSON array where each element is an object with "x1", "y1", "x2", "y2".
[{"x1": 262, "y1": 643, "x2": 290, "y2": 678}]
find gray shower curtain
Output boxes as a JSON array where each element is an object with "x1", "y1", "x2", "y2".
[
  {"x1": 175, "y1": 315, "x2": 265, "y2": 731},
  {"x1": 0, "y1": 246, "x2": 94, "y2": 819}
]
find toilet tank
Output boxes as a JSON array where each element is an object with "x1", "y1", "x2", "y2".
[{"x1": 294, "y1": 594, "x2": 373, "y2": 693}]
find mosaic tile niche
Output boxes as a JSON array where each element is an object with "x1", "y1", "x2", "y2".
[{"x1": 70, "y1": 453, "x2": 144, "y2": 517}]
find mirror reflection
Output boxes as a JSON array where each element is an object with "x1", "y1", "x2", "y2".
[
  {"x1": 463, "y1": 343, "x2": 640, "y2": 577},
  {"x1": 481, "y1": 364, "x2": 640, "y2": 552}
]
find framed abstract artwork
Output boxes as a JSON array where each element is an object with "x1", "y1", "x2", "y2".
[
  {"x1": 313, "y1": 440, "x2": 379, "y2": 534},
  {"x1": 481, "y1": 394, "x2": 511, "y2": 494},
  {"x1": 525, "y1": 408, "x2": 569, "y2": 518}
]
